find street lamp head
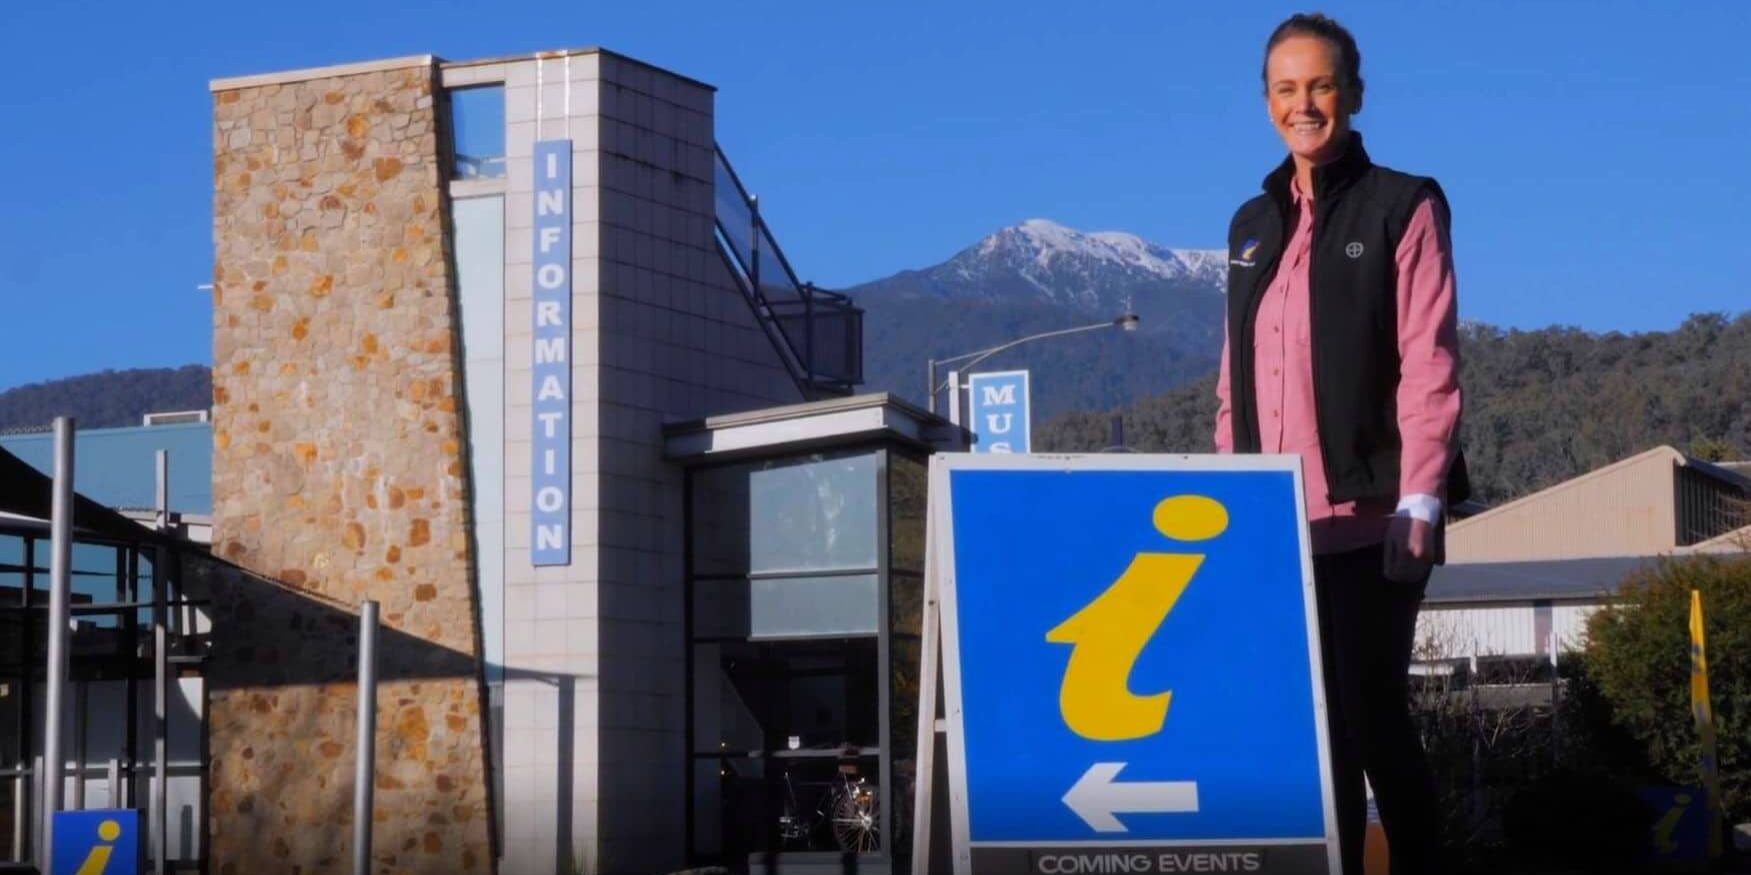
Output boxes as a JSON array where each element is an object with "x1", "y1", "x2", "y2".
[{"x1": 1115, "y1": 313, "x2": 1141, "y2": 332}]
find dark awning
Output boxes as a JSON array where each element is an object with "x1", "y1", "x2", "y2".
[{"x1": 0, "y1": 443, "x2": 183, "y2": 547}]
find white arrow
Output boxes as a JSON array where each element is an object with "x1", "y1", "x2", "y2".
[{"x1": 1062, "y1": 762, "x2": 1200, "y2": 833}]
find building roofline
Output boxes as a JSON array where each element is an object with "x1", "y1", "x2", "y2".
[
  {"x1": 442, "y1": 47, "x2": 717, "y2": 91},
  {"x1": 210, "y1": 54, "x2": 436, "y2": 93},
  {"x1": 1451, "y1": 445, "x2": 1684, "y2": 532},
  {"x1": 210, "y1": 47, "x2": 717, "y2": 94},
  {"x1": 662, "y1": 392, "x2": 962, "y2": 463},
  {"x1": 0, "y1": 420, "x2": 212, "y2": 441}
]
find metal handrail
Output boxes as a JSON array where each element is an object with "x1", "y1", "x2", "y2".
[{"x1": 713, "y1": 147, "x2": 862, "y2": 394}]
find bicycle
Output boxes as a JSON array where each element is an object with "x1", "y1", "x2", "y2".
[{"x1": 775, "y1": 756, "x2": 882, "y2": 853}]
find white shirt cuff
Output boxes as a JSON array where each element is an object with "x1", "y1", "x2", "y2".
[{"x1": 1395, "y1": 493, "x2": 1443, "y2": 524}]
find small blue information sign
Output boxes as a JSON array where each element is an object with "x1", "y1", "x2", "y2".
[
  {"x1": 52, "y1": 809, "x2": 139, "y2": 875},
  {"x1": 966, "y1": 370, "x2": 1031, "y2": 454},
  {"x1": 929, "y1": 453, "x2": 1339, "y2": 874}
]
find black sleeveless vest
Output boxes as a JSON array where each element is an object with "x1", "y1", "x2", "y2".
[{"x1": 1225, "y1": 134, "x2": 1470, "y2": 505}]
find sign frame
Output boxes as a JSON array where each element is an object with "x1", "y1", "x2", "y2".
[{"x1": 916, "y1": 452, "x2": 1341, "y2": 874}]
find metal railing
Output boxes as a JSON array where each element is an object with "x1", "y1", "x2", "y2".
[{"x1": 713, "y1": 148, "x2": 863, "y2": 396}]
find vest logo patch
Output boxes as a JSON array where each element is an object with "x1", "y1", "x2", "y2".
[
  {"x1": 1231, "y1": 238, "x2": 1259, "y2": 267},
  {"x1": 1345, "y1": 241, "x2": 1365, "y2": 258}
]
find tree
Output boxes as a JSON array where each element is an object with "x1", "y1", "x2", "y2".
[
  {"x1": 1583, "y1": 555, "x2": 1751, "y2": 823},
  {"x1": 1038, "y1": 312, "x2": 1751, "y2": 506}
]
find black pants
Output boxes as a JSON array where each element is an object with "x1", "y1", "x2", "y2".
[{"x1": 1314, "y1": 545, "x2": 1439, "y2": 875}]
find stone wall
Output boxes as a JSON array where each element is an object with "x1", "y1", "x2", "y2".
[{"x1": 210, "y1": 61, "x2": 493, "y2": 874}]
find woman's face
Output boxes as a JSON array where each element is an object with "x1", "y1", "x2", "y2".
[{"x1": 1265, "y1": 34, "x2": 1356, "y2": 167}]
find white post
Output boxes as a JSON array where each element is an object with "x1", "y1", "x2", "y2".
[{"x1": 41, "y1": 417, "x2": 75, "y2": 868}]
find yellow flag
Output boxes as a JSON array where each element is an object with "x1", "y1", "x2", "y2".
[{"x1": 1689, "y1": 589, "x2": 1722, "y2": 859}]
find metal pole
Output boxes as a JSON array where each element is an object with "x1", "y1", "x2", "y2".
[
  {"x1": 41, "y1": 416, "x2": 75, "y2": 867},
  {"x1": 153, "y1": 450, "x2": 170, "y2": 874},
  {"x1": 927, "y1": 359, "x2": 937, "y2": 415},
  {"x1": 353, "y1": 600, "x2": 379, "y2": 875},
  {"x1": 105, "y1": 760, "x2": 119, "y2": 808}
]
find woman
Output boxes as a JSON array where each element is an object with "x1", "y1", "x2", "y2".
[{"x1": 1214, "y1": 13, "x2": 1468, "y2": 875}]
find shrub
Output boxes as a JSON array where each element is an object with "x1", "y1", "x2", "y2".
[
  {"x1": 1583, "y1": 554, "x2": 1751, "y2": 824},
  {"x1": 1501, "y1": 768, "x2": 1657, "y2": 870}
]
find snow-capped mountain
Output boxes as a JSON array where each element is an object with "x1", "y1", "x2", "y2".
[
  {"x1": 851, "y1": 218, "x2": 1227, "y2": 314},
  {"x1": 850, "y1": 220, "x2": 1230, "y2": 419}
]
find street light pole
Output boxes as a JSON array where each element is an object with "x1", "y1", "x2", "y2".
[
  {"x1": 925, "y1": 313, "x2": 1140, "y2": 420},
  {"x1": 927, "y1": 358, "x2": 939, "y2": 415}
]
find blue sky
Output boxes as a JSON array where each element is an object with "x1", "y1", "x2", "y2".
[{"x1": 2, "y1": 1, "x2": 1748, "y2": 391}]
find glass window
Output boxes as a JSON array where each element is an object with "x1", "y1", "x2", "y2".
[
  {"x1": 694, "y1": 574, "x2": 880, "y2": 641},
  {"x1": 888, "y1": 635, "x2": 922, "y2": 863},
  {"x1": 890, "y1": 453, "x2": 927, "y2": 575},
  {"x1": 889, "y1": 573, "x2": 923, "y2": 639},
  {"x1": 0, "y1": 534, "x2": 22, "y2": 569},
  {"x1": 748, "y1": 452, "x2": 879, "y2": 574},
  {"x1": 0, "y1": 572, "x2": 23, "y2": 610},
  {"x1": 687, "y1": 445, "x2": 911, "y2": 866},
  {"x1": 692, "y1": 637, "x2": 886, "y2": 858},
  {"x1": 448, "y1": 86, "x2": 505, "y2": 179},
  {"x1": 0, "y1": 756, "x2": 19, "y2": 861},
  {"x1": 692, "y1": 638, "x2": 880, "y2": 755},
  {"x1": 694, "y1": 451, "x2": 882, "y2": 577}
]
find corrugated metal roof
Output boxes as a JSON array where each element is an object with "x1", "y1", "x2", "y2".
[
  {"x1": 1425, "y1": 556, "x2": 1660, "y2": 605},
  {"x1": 0, "y1": 422, "x2": 211, "y2": 515}
]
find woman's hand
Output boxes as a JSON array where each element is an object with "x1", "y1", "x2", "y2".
[{"x1": 1382, "y1": 515, "x2": 1435, "y2": 583}]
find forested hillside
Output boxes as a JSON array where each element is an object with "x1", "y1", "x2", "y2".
[
  {"x1": 0, "y1": 365, "x2": 210, "y2": 431},
  {"x1": 1038, "y1": 314, "x2": 1751, "y2": 504}
]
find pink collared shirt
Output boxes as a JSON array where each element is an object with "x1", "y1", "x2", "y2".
[{"x1": 1215, "y1": 180, "x2": 1462, "y2": 554}]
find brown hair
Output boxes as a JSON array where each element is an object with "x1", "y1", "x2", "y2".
[{"x1": 1263, "y1": 13, "x2": 1364, "y2": 102}]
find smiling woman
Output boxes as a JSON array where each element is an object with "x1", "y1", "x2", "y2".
[{"x1": 1213, "y1": 12, "x2": 1470, "y2": 875}]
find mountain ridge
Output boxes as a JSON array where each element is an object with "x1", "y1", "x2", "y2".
[{"x1": 851, "y1": 218, "x2": 1228, "y2": 417}]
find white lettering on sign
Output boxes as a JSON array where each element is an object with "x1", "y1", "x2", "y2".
[
  {"x1": 1031, "y1": 852, "x2": 1266, "y2": 874},
  {"x1": 531, "y1": 139, "x2": 572, "y2": 565},
  {"x1": 539, "y1": 226, "x2": 563, "y2": 253},
  {"x1": 537, "y1": 300, "x2": 563, "y2": 327},
  {"x1": 985, "y1": 413, "x2": 1014, "y2": 434},
  {"x1": 1035, "y1": 854, "x2": 1154, "y2": 874},
  {"x1": 535, "y1": 337, "x2": 566, "y2": 364},
  {"x1": 1158, "y1": 852, "x2": 1262, "y2": 872},
  {"x1": 538, "y1": 189, "x2": 565, "y2": 216},
  {"x1": 981, "y1": 384, "x2": 1017, "y2": 406},
  {"x1": 536, "y1": 523, "x2": 565, "y2": 551},
  {"x1": 537, "y1": 411, "x2": 564, "y2": 439},
  {"x1": 537, "y1": 263, "x2": 566, "y2": 289}
]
